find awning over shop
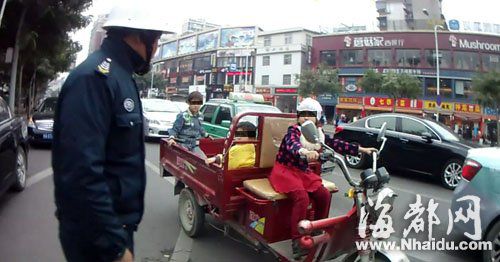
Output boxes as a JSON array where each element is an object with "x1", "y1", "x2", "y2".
[
  {"x1": 365, "y1": 106, "x2": 392, "y2": 112},
  {"x1": 423, "y1": 110, "x2": 453, "y2": 116},
  {"x1": 454, "y1": 112, "x2": 482, "y2": 121},
  {"x1": 396, "y1": 108, "x2": 423, "y2": 115}
]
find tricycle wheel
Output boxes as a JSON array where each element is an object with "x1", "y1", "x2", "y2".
[{"x1": 178, "y1": 188, "x2": 205, "y2": 238}]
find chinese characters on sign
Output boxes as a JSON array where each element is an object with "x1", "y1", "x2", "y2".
[
  {"x1": 454, "y1": 103, "x2": 481, "y2": 114},
  {"x1": 382, "y1": 68, "x2": 422, "y2": 75},
  {"x1": 424, "y1": 101, "x2": 454, "y2": 111},
  {"x1": 344, "y1": 36, "x2": 405, "y2": 48},
  {"x1": 364, "y1": 97, "x2": 394, "y2": 107},
  {"x1": 339, "y1": 97, "x2": 363, "y2": 104},
  {"x1": 396, "y1": 99, "x2": 423, "y2": 109}
]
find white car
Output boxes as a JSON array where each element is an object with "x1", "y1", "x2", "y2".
[{"x1": 142, "y1": 99, "x2": 187, "y2": 138}]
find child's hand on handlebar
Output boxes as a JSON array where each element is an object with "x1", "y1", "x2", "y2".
[{"x1": 359, "y1": 147, "x2": 378, "y2": 155}]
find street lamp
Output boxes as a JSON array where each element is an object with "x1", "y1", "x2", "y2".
[
  {"x1": 434, "y1": 24, "x2": 444, "y2": 122},
  {"x1": 422, "y1": 8, "x2": 445, "y2": 122}
]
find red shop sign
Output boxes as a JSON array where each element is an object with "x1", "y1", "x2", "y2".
[
  {"x1": 275, "y1": 88, "x2": 297, "y2": 94},
  {"x1": 364, "y1": 97, "x2": 394, "y2": 107},
  {"x1": 396, "y1": 98, "x2": 423, "y2": 109}
]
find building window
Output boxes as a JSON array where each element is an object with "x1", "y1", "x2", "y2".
[
  {"x1": 454, "y1": 51, "x2": 480, "y2": 70},
  {"x1": 340, "y1": 50, "x2": 364, "y2": 65},
  {"x1": 264, "y1": 36, "x2": 271, "y2": 47},
  {"x1": 284, "y1": 54, "x2": 292, "y2": 65},
  {"x1": 368, "y1": 49, "x2": 392, "y2": 67},
  {"x1": 455, "y1": 80, "x2": 473, "y2": 99},
  {"x1": 425, "y1": 49, "x2": 451, "y2": 68},
  {"x1": 283, "y1": 74, "x2": 292, "y2": 85},
  {"x1": 319, "y1": 51, "x2": 336, "y2": 66},
  {"x1": 262, "y1": 75, "x2": 269, "y2": 85},
  {"x1": 396, "y1": 49, "x2": 421, "y2": 67},
  {"x1": 179, "y1": 60, "x2": 193, "y2": 72},
  {"x1": 285, "y1": 33, "x2": 293, "y2": 45},
  {"x1": 263, "y1": 56, "x2": 270, "y2": 66},
  {"x1": 239, "y1": 56, "x2": 253, "y2": 67},
  {"x1": 482, "y1": 53, "x2": 500, "y2": 71},
  {"x1": 424, "y1": 78, "x2": 452, "y2": 98},
  {"x1": 306, "y1": 34, "x2": 312, "y2": 46},
  {"x1": 193, "y1": 56, "x2": 211, "y2": 70}
]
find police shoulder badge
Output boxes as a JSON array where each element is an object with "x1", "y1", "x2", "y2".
[
  {"x1": 123, "y1": 98, "x2": 135, "y2": 112},
  {"x1": 96, "y1": 57, "x2": 112, "y2": 76}
]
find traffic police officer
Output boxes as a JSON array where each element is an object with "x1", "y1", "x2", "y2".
[{"x1": 52, "y1": 3, "x2": 172, "y2": 262}]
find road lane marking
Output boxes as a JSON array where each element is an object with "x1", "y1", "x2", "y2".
[
  {"x1": 170, "y1": 230, "x2": 193, "y2": 262},
  {"x1": 26, "y1": 167, "x2": 53, "y2": 188},
  {"x1": 145, "y1": 160, "x2": 175, "y2": 185},
  {"x1": 26, "y1": 160, "x2": 174, "y2": 188},
  {"x1": 145, "y1": 159, "x2": 192, "y2": 261}
]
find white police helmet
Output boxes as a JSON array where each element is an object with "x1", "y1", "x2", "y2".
[
  {"x1": 297, "y1": 97, "x2": 323, "y2": 121},
  {"x1": 103, "y1": 3, "x2": 174, "y2": 34}
]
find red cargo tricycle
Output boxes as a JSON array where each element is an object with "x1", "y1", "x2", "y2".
[{"x1": 160, "y1": 112, "x2": 408, "y2": 261}]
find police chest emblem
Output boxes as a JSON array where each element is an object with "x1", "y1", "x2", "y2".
[
  {"x1": 96, "y1": 58, "x2": 111, "y2": 75},
  {"x1": 123, "y1": 98, "x2": 135, "y2": 112}
]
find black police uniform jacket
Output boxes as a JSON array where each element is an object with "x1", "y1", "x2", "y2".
[{"x1": 52, "y1": 36, "x2": 146, "y2": 260}]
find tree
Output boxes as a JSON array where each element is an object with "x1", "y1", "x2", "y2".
[
  {"x1": 362, "y1": 71, "x2": 421, "y2": 112},
  {"x1": 296, "y1": 63, "x2": 341, "y2": 98},
  {"x1": 0, "y1": 0, "x2": 92, "y2": 113},
  {"x1": 472, "y1": 70, "x2": 500, "y2": 143},
  {"x1": 134, "y1": 72, "x2": 167, "y2": 96}
]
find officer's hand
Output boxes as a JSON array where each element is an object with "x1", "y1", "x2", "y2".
[
  {"x1": 167, "y1": 138, "x2": 177, "y2": 146},
  {"x1": 114, "y1": 249, "x2": 133, "y2": 262}
]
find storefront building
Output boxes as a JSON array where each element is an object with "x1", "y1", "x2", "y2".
[
  {"x1": 152, "y1": 26, "x2": 261, "y2": 101},
  {"x1": 312, "y1": 31, "x2": 500, "y2": 139}
]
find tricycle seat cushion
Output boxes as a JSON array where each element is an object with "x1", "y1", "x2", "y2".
[{"x1": 242, "y1": 178, "x2": 338, "y2": 201}]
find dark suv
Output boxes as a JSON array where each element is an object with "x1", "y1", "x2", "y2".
[
  {"x1": 28, "y1": 97, "x2": 57, "y2": 144},
  {"x1": 334, "y1": 113, "x2": 476, "y2": 189},
  {"x1": 0, "y1": 96, "x2": 28, "y2": 196}
]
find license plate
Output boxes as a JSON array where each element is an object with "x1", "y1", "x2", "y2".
[{"x1": 43, "y1": 133, "x2": 53, "y2": 140}]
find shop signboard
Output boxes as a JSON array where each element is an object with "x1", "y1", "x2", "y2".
[
  {"x1": 396, "y1": 99, "x2": 423, "y2": 109},
  {"x1": 484, "y1": 107, "x2": 499, "y2": 116},
  {"x1": 423, "y1": 100, "x2": 454, "y2": 111},
  {"x1": 364, "y1": 97, "x2": 394, "y2": 107},
  {"x1": 454, "y1": 103, "x2": 481, "y2": 114},
  {"x1": 343, "y1": 35, "x2": 404, "y2": 48},
  {"x1": 197, "y1": 31, "x2": 218, "y2": 52},
  {"x1": 223, "y1": 84, "x2": 234, "y2": 92},
  {"x1": 339, "y1": 96, "x2": 363, "y2": 104},
  {"x1": 256, "y1": 87, "x2": 271, "y2": 94},
  {"x1": 275, "y1": 88, "x2": 297, "y2": 94},
  {"x1": 220, "y1": 27, "x2": 255, "y2": 48}
]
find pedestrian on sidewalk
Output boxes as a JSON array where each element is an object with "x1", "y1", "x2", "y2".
[{"x1": 52, "y1": 3, "x2": 172, "y2": 262}]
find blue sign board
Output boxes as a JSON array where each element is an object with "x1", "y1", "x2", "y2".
[
  {"x1": 448, "y1": 20, "x2": 460, "y2": 30},
  {"x1": 436, "y1": 95, "x2": 442, "y2": 106}
]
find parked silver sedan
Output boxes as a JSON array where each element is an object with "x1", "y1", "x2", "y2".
[{"x1": 142, "y1": 99, "x2": 187, "y2": 138}]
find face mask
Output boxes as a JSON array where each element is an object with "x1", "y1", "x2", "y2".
[{"x1": 135, "y1": 31, "x2": 161, "y2": 75}]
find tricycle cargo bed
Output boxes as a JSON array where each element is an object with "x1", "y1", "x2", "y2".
[{"x1": 159, "y1": 112, "x2": 328, "y2": 221}]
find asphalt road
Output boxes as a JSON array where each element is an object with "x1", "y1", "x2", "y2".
[{"x1": 0, "y1": 141, "x2": 483, "y2": 262}]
